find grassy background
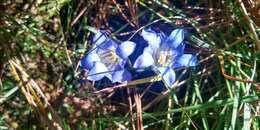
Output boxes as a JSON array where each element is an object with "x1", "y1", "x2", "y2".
[{"x1": 0, "y1": 0, "x2": 260, "y2": 129}]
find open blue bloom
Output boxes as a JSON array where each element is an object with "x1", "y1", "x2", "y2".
[
  {"x1": 80, "y1": 30, "x2": 136, "y2": 83},
  {"x1": 133, "y1": 28, "x2": 197, "y2": 88}
]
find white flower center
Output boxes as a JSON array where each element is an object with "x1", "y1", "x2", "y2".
[
  {"x1": 99, "y1": 49, "x2": 120, "y2": 70},
  {"x1": 155, "y1": 49, "x2": 177, "y2": 67}
]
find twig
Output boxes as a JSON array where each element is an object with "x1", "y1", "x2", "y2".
[
  {"x1": 94, "y1": 75, "x2": 162, "y2": 94},
  {"x1": 71, "y1": 7, "x2": 88, "y2": 27},
  {"x1": 134, "y1": 91, "x2": 143, "y2": 130}
]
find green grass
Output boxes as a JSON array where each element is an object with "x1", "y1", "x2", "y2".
[{"x1": 0, "y1": 0, "x2": 259, "y2": 129}]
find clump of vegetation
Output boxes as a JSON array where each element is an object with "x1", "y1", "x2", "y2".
[{"x1": 0, "y1": 0, "x2": 259, "y2": 129}]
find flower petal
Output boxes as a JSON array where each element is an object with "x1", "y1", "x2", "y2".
[
  {"x1": 87, "y1": 62, "x2": 111, "y2": 81},
  {"x1": 141, "y1": 28, "x2": 164, "y2": 49},
  {"x1": 143, "y1": 45, "x2": 156, "y2": 54},
  {"x1": 173, "y1": 54, "x2": 197, "y2": 68},
  {"x1": 175, "y1": 42, "x2": 185, "y2": 56},
  {"x1": 80, "y1": 51, "x2": 100, "y2": 69},
  {"x1": 98, "y1": 39, "x2": 118, "y2": 50},
  {"x1": 93, "y1": 30, "x2": 118, "y2": 50},
  {"x1": 166, "y1": 29, "x2": 184, "y2": 49},
  {"x1": 112, "y1": 70, "x2": 132, "y2": 83},
  {"x1": 117, "y1": 60, "x2": 126, "y2": 68},
  {"x1": 133, "y1": 52, "x2": 154, "y2": 68},
  {"x1": 156, "y1": 67, "x2": 168, "y2": 74},
  {"x1": 157, "y1": 67, "x2": 176, "y2": 88},
  {"x1": 93, "y1": 30, "x2": 108, "y2": 46},
  {"x1": 116, "y1": 41, "x2": 136, "y2": 59}
]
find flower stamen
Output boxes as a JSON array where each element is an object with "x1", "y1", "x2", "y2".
[
  {"x1": 156, "y1": 49, "x2": 177, "y2": 67},
  {"x1": 99, "y1": 49, "x2": 120, "y2": 70}
]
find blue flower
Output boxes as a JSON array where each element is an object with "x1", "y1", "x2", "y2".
[
  {"x1": 133, "y1": 28, "x2": 197, "y2": 88},
  {"x1": 80, "y1": 30, "x2": 136, "y2": 83}
]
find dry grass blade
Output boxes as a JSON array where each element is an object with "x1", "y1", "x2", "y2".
[
  {"x1": 217, "y1": 55, "x2": 259, "y2": 84},
  {"x1": 94, "y1": 75, "x2": 162, "y2": 94},
  {"x1": 8, "y1": 59, "x2": 63, "y2": 130},
  {"x1": 111, "y1": 0, "x2": 136, "y2": 27},
  {"x1": 127, "y1": 88, "x2": 136, "y2": 130},
  {"x1": 134, "y1": 91, "x2": 143, "y2": 130}
]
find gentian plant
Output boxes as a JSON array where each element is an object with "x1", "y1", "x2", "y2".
[
  {"x1": 133, "y1": 28, "x2": 197, "y2": 88},
  {"x1": 80, "y1": 30, "x2": 136, "y2": 83}
]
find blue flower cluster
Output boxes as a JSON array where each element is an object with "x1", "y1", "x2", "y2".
[{"x1": 80, "y1": 28, "x2": 197, "y2": 88}]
